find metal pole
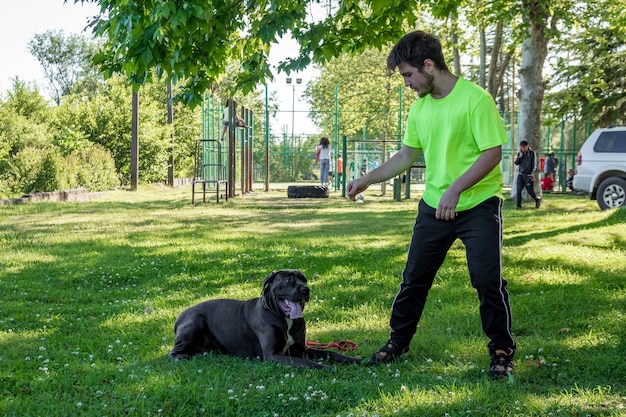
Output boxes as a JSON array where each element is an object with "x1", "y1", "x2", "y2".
[
  {"x1": 342, "y1": 135, "x2": 347, "y2": 197},
  {"x1": 265, "y1": 84, "x2": 270, "y2": 191},
  {"x1": 167, "y1": 82, "x2": 174, "y2": 187},
  {"x1": 130, "y1": 90, "x2": 139, "y2": 191},
  {"x1": 334, "y1": 83, "x2": 339, "y2": 190},
  {"x1": 291, "y1": 84, "x2": 295, "y2": 146}
]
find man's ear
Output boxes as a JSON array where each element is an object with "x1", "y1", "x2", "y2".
[{"x1": 423, "y1": 58, "x2": 435, "y2": 73}]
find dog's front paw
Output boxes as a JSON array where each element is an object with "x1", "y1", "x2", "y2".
[{"x1": 169, "y1": 352, "x2": 192, "y2": 361}]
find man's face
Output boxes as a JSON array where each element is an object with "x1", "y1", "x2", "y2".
[
  {"x1": 397, "y1": 61, "x2": 434, "y2": 98},
  {"x1": 520, "y1": 144, "x2": 529, "y2": 152}
]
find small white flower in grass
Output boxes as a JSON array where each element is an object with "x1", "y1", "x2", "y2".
[
  {"x1": 400, "y1": 385, "x2": 407, "y2": 391},
  {"x1": 426, "y1": 358, "x2": 433, "y2": 363},
  {"x1": 76, "y1": 402, "x2": 83, "y2": 408},
  {"x1": 256, "y1": 385, "x2": 265, "y2": 390},
  {"x1": 227, "y1": 389, "x2": 234, "y2": 394}
]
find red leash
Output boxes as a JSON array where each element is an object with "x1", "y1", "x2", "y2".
[{"x1": 306, "y1": 340, "x2": 358, "y2": 352}]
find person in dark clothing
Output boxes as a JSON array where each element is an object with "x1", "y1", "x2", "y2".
[
  {"x1": 514, "y1": 141, "x2": 541, "y2": 209},
  {"x1": 543, "y1": 152, "x2": 557, "y2": 176}
]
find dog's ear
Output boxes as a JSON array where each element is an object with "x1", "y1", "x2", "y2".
[{"x1": 261, "y1": 270, "x2": 279, "y2": 296}]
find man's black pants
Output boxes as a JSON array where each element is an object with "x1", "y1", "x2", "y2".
[
  {"x1": 516, "y1": 173, "x2": 539, "y2": 207},
  {"x1": 389, "y1": 197, "x2": 516, "y2": 356}
]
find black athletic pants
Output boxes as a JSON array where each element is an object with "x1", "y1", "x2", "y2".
[
  {"x1": 389, "y1": 197, "x2": 516, "y2": 356},
  {"x1": 516, "y1": 173, "x2": 539, "y2": 207}
]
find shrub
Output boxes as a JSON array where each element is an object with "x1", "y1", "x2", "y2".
[
  {"x1": 68, "y1": 144, "x2": 119, "y2": 191},
  {"x1": 0, "y1": 144, "x2": 118, "y2": 197},
  {"x1": 3, "y1": 146, "x2": 68, "y2": 195}
]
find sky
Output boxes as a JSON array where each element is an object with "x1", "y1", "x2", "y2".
[{"x1": 0, "y1": 0, "x2": 319, "y2": 136}]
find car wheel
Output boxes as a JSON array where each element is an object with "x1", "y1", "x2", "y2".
[{"x1": 596, "y1": 177, "x2": 626, "y2": 210}]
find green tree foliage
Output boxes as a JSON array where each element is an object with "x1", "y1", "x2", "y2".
[
  {"x1": 546, "y1": 0, "x2": 626, "y2": 127},
  {"x1": 79, "y1": 0, "x2": 310, "y2": 106},
  {"x1": 72, "y1": 0, "x2": 423, "y2": 106},
  {"x1": 51, "y1": 75, "x2": 202, "y2": 185},
  {"x1": 306, "y1": 48, "x2": 417, "y2": 141},
  {"x1": 0, "y1": 79, "x2": 52, "y2": 164},
  {"x1": 28, "y1": 30, "x2": 101, "y2": 105}
]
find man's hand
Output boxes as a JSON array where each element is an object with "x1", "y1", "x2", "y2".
[
  {"x1": 436, "y1": 188, "x2": 460, "y2": 221},
  {"x1": 346, "y1": 178, "x2": 369, "y2": 201}
]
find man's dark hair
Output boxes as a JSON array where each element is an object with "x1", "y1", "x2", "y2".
[
  {"x1": 387, "y1": 31, "x2": 449, "y2": 72},
  {"x1": 519, "y1": 140, "x2": 529, "y2": 146}
]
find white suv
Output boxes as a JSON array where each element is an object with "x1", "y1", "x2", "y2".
[{"x1": 573, "y1": 125, "x2": 626, "y2": 210}]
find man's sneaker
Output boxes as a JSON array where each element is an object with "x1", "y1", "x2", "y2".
[
  {"x1": 369, "y1": 341, "x2": 409, "y2": 365},
  {"x1": 489, "y1": 350, "x2": 514, "y2": 379},
  {"x1": 535, "y1": 197, "x2": 541, "y2": 209}
]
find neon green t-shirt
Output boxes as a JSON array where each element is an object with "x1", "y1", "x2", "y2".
[{"x1": 403, "y1": 77, "x2": 509, "y2": 211}]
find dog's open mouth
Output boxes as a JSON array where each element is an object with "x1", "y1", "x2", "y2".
[{"x1": 280, "y1": 299, "x2": 304, "y2": 319}]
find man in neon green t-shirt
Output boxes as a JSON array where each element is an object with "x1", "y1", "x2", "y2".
[{"x1": 347, "y1": 30, "x2": 515, "y2": 379}]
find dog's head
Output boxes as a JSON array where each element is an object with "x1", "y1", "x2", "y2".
[{"x1": 261, "y1": 269, "x2": 310, "y2": 319}]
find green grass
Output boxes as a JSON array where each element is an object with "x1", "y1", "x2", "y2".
[{"x1": 1, "y1": 185, "x2": 625, "y2": 417}]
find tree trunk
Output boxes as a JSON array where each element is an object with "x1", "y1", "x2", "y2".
[
  {"x1": 487, "y1": 21, "x2": 503, "y2": 97},
  {"x1": 450, "y1": 11, "x2": 462, "y2": 76},
  {"x1": 479, "y1": 26, "x2": 486, "y2": 89},
  {"x1": 515, "y1": 1, "x2": 550, "y2": 199}
]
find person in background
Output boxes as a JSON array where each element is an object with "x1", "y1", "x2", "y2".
[
  {"x1": 360, "y1": 159, "x2": 368, "y2": 177},
  {"x1": 336, "y1": 155, "x2": 344, "y2": 187},
  {"x1": 541, "y1": 172, "x2": 554, "y2": 192},
  {"x1": 567, "y1": 169, "x2": 576, "y2": 191},
  {"x1": 514, "y1": 140, "x2": 541, "y2": 209},
  {"x1": 543, "y1": 152, "x2": 557, "y2": 177},
  {"x1": 315, "y1": 137, "x2": 332, "y2": 187},
  {"x1": 346, "y1": 30, "x2": 516, "y2": 379},
  {"x1": 221, "y1": 101, "x2": 246, "y2": 141}
]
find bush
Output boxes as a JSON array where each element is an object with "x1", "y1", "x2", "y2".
[
  {"x1": 0, "y1": 144, "x2": 118, "y2": 197},
  {"x1": 3, "y1": 146, "x2": 68, "y2": 195},
  {"x1": 68, "y1": 144, "x2": 119, "y2": 191}
]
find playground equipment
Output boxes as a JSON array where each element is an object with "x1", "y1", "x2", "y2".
[
  {"x1": 192, "y1": 139, "x2": 228, "y2": 204},
  {"x1": 192, "y1": 96, "x2": 254, "y2": 204},
  {"x1": 188, "y1": 84, "x2": 585, "y2": 202}
]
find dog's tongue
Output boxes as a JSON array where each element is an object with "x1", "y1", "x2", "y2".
[{"x1": 287, "y1": 300, "x2": 303, "y2": 319}]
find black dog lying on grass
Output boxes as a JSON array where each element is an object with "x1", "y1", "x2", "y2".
[{"x1": 169, "y1": 269, "x2": 362, "y2": 370}]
